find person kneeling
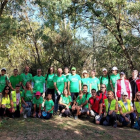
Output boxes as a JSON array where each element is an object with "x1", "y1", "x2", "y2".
[
  {"x1": 87, "y1": 89, "x2": 102, "y2": 124},
  {"x1": 33, "y1": 91, "x2": 43, "y2": 118},
  {"x1": 42, "y1": 93, "x2": 54, "y2": 119},
  {"x1": 103, "y1": 91, "x2": 118, "y2": 128},
  {"x1": 118, "y1": 92, "x2": 136, "y2": 127},
  {"x1": 59, "y1": 89, "x2": 72, "y2": 117}
]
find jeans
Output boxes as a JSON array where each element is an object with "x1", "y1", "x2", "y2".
[
  {"x1": 119, "y1": 113, "x2": 136, "y2": 126},
  {"x1": 103, "y1": 112, "x2": 117, "y2": 126},
  {"x1": 22, "y1": 102, "x2": 32, "y2": 117},
  {"x1": 54, "y1": 94, "x2": 60, "y2": 112}
]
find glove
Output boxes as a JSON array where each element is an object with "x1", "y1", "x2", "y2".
[
  {"x1": 57, "y1": 90, "x2": 61, "y2": 95},
  {"x1": 90, "y1": 110, "x2": 95, "y2": 117},
  {"x1": 95, "y1": 115, "x2": 100, "y2": 120}
]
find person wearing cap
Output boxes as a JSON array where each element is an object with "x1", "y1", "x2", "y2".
[
  {"x1": 115, "y1": 72, "x2": 132, "y2": 100},
  {"x1": 110, "y1": 67, "x2": 120, "y2": 91},
  {"x1": 20, "y1": 66, "x2": 33, "y2": 90},
  {"x1": 68, "y1": 67, "x2": 81, "y2": 101},
  {"x1": 118, "y1": 92, "x2": 136, "y2": 127},
  {"x1": 32, "y1": 69, "x2": 46, "y2": 96},
  {"x1": 9, "y1": 69, "x2": 22, "y2": 91},
  {"x1": 100, "y1": 68, "x2": 111, "y2": 91},
  {"x1": 81, "y1": 70, "x2": 91, "y2": 93},
  {"x1": 75, "y1": 84, "x2": 91, "y2": 119},
  {"x1": 21, "y1": 82, "x2": 33, "y2": 118},
  {"x1": 53, "y1": 68, "x2": 67, "y2": 113},
  {"x1": 0, "y1": 68, "x2": 9, "y2": 106},
  {"x1": 11, "y1": 84, "x2": 22, "y2": 118},
  {"x1": 129, "y1": 70, "x2": 139, "y2": 103},
  {"x1": 32, "y1": 91, "x2": 43, "y2": 118},
  {"x1": 42, "y1": 93, "x2": 54, "y2": 119},
  {"x1": 133, "y1": 91, "x2": 140, "y2": 129},
  {"x1": 103, "y1": 91, "x2": 118, "y2": 128},
  {"x1": 45, "y1": 67, "x2": 55, "y2": 102},
  {"x1": 90, "y1": 70, "x2": 100, "y2": 92},
  {"x1": 87, "y1": 89, "x2": 103, "y2": 124}
]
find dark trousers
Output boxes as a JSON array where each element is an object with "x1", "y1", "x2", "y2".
[
  {"x1": 103, "y1": 112, "x2": 117, "y2": 126},
  {"x1": 71, "y1": 92, "x2": 78, "y2": 101},
  {"x1": 42, "y1": 113, "x2": 52, "y2": 119},
  {"x1": 46, "y1": 89, "x2": 55, "y2": 103},
  {"x1": 0, "y1": 107, "x2": 12, "y2": 117},
  {"x1": 13, "y1": 106, "x2": 20, "y2": 118},
  {"x1": 59, "y1": 105, "x2": 71, "y2": 117}
]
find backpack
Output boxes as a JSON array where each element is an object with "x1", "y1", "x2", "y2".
[{"x1": 100, "y1": 74, "x2": 110, "y2": 84}]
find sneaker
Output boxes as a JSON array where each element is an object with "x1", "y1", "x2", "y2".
[
  {"x1": 59, "y1": 114, "x2": 62, "y2": 118},
  {"x1": 113, "y1": 122, "x2": 117, "y2": 128},
  {"x1": 75, "y1": 116, "x2": 78, "y2": 120},
  {"x1": 23, "y1": 114, "x2": 27, "y2": 119}
]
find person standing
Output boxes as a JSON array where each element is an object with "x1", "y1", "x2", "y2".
[
  {"x1": 20, "y1": 66, "x2": 32, "y2": 90},
  {"x1": 32, "y1": 69, "x2": 45, "y2": 96},
  {"x1": 115, "y1": 72, "x2": 132, "y2": 101},
  {"x1": 53, "y1": 68, "x2": 67, "y2": 113},
  {"x1": 45, "y1": 67, "x2": 55, "y2": 101},
  {"x1": 10, "y1": 69, "x2": 21, "y2": 91},
  {"x1": 81, "y1": 70, "x2": 91, "y2": 93},
  {"x1": 0, "y1": 68, "x2": 9, "y2": 107},
  {"x1": 100, "y1": 68, "x2": 111, "y2": 91},
  {"x1": 68, "y1": 67, "x2": 81, "y2": 100},
  {"x1": 129, "y1": 70, "x2": 138, "y2": 103},
  {"x1": 110, "y1": 66, "x2": 120, "y2": 91},
  {"x1": 63, "y1": 67, "x2": 71, "y2": 80},
  {"x1": 90, "y1": 70, "x2": 100, "y2": 92}
]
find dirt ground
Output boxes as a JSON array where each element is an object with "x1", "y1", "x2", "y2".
[{"x1": 0, "y1": 116, "x2": 139, "y2": 140}]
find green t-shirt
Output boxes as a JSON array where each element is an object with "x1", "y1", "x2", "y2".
[
  {"x1": 33, "y1": 96, "x2": 43, "y2": 108},
  {"x1": 20, "y1": 73, "x2": 32, "y2": 86},
  {"x1": 81, "y1": 78, "x2": 91, "y2": 93},
  {"x1": 68, "y1": 74, "x2": 81, "y2": 93},
  {"x1": 100, "y1": 76, "x2": 111, "y2": 91},
  {"x1": 63, "y1": 73, "x2": 71, "y2": 82},
  {"x1": 44, "y1": 99, "x2": 54, "y2": 113},
  {"x1": 90, "y1": 77, "x2": 100, "y2": 91},
  {"x1": 61, "y1": 94, "x2": 72, "y2": 108},
  {"x1": 82, "y1": 93, "x2": 92, "y2": 108},
  {"x1": 33, "y1": 75, "x2": 45, "y2": 93},
  {"x1": 110, "y1": 73, "x2": 120, "y2": 89},
  {"x1": 0, "y1": 75, "x2": 9, "y2": 93},
  {"x1": 10, "y1": 75, "x2": 21, "y2": 89},
  {"x1": 76, "y1": 96, "x2": 84, "y2": 106},
  {"x1": 45, "y1": 74, "x2": 55, "y2": 89},
  {"x1": 53, "y1": 75, "x2": 67, "y2": 93},
  {"x1": 21, "y1": 90, "x2": 33, "y2": 102}
]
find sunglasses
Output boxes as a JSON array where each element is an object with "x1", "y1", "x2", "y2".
[
  {"x1": 5, "y1": 88, "x2": 10, "y2": 90},
  {"x1": 92, "y1": 92, "x2": 96, "y2": 93},
  {"x1": 137, "y1": 95, "x2": 140, "y2": 97},
  {"x1": 101, "y1": 87, "x2": 105, "y2": 88}
]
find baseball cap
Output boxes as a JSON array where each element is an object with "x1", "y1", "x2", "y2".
[
  {"x1": 16, "y1": 84, "x2": 20, "y2": 87},
  {"x1": 120, "y1": 72, "x2": 125, "y2": 75},
  {"x1": 102, "y1": 68, "x2": 107, "y2": 72},
  {"x1": 112, "y1": 66, "x2": 118, "y2": 71},
  {"x1": 71, "y1": 67, "x2": 76, "y2": 71},
  {"x1": 1, "y1": 68, "x2": 6, "y2": 71},
  {"x1": 82, "y1": 70, "x2": 88, "y2": 74},
  {"x1": 36, "y1": 91, "x2": 41, "y2": 96},
  {"x1": 122, "y1": 92, "x2": 128, "y2": 96}
]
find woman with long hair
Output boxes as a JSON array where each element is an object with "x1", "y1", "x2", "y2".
[
  {"x1": 0, "y1": 86, "x2": 14, "y2": 117},
  {"x1": 21, "y1": 82, "x2": 33, "y2": 118},
  {"x1": 45, "y1": 67, "x2": 55, "y2": 102}
]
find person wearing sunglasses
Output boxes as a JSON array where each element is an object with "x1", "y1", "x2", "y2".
[
  {"x1": 118, "y1": 92, "x2": 135, "y2": 127},
  {"x1": 87, "y1": 89, "x2": 103, "y2": 124},
  {"x1": 0, "y1": 86, "x2": 14, "y2": 118},
  {"x1": 115, "y1": 72, "x2": 132, "y2": 101},
  {"x1": 97, "y1": 84, "x2": 107, "y2": 113}
]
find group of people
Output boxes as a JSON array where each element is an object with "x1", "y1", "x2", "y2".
[{"x1": 0, "y1": 66, "x2": 140, "y2": 130}]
